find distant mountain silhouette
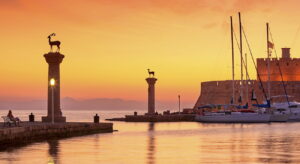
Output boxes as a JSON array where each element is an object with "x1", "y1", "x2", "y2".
[
  {"x1": 0, "y1": 99, "x2": 46, "y2": 110},
  {"x1": 0, "y1": 97, "x2": 193, "y2": 111},
  {"x1": 62, "y1": 97, "x2": 146, "y2": 110}
]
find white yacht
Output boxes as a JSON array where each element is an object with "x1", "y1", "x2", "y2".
[
  {"x1": 257, "y1": 107, "x2": 289, "y2": 122},
  {"x1": 195, "y1": 111, "x2": 271, "y2": 123},
  {"x1": 272, "y1": 102, "x2": 300, "y2": 121}
]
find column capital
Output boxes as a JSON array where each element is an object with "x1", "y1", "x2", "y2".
[
  {"x1": 146, "y1": 77, "x2": 157, "y2": 84},
  {"x1": 44, "y1": 52, "x2": 65, "y2": 64}
]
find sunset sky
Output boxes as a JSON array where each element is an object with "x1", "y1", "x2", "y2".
[{"x1": 1, "y1": 0, "x2": 300, "y2": 108}]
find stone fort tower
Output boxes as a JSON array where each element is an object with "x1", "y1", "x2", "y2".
[{"x1": 257, "y1": 48, "x2": 300, "y2": 81}]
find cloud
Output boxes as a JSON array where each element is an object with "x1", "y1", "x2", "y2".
[
  {"x1": 0, "y1": 0, "x2": 280, "y2": 27},
  {"x1": 231, "y1": 0, "x2": 279, "y2": 13}
]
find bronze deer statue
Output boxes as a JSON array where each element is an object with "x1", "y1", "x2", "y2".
[
  {"x1": 147, "y1": 69, "x2": 155, "y2": 77},
  {"x1": 48, "y1": 33, "x2": 61, "y2": 52}
]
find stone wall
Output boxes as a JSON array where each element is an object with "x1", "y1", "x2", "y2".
[
  {"x1": 193, "y1": 80, "x2": 300, "y2": 109},
  {"x1": 0, "y1": 122, "x2": 113, "y2": 150}
]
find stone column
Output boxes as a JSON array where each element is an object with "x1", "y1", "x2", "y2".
[
  {"x1": 42, "y1": 52, "x2": 66, "y2": 122},
  {"x1": 146, "y1": 77, "x2": 157, "y2": 115}
]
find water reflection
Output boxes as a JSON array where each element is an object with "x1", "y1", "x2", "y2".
[
  {"x1": 147, "y1": 123, "x2": 156, "y2": 164},
  {"x1": 93, "y1": 134, "x2": 100, "y2": 159},
  {"x1": 47, "y1": 140, "x2": 60, "y2": 164},
  {"x1": 257, "y1": 133, "x2": 298, "y2": 163}
]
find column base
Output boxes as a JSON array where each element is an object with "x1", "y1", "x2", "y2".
[
  {"x1": 145, "y1": 113, "x2": 156, "y2": 115},
  {"x1": 42, "y1": 116, "x2": 66, "y2": 123}
]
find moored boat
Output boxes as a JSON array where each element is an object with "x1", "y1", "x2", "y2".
[
  {"x1": 195, "y1": 111, "x2": 271, "y2": 123},
  {"x1": 258, "y1": 107, "x2": 289, "y2": 122},
  {"x1": 272, "y1": 102, "x2": 300, "y2": 121}
]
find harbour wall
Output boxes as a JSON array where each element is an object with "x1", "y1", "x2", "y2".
[
  {"x1": 0, "y1": 122, "x2": 113, "y2": 150},
  {"x1": 125, "y1": 114, "x2": 195, "y2": 122},
  {"x1": 193, "y1": 80, "x2": 300, "y2": 109}
]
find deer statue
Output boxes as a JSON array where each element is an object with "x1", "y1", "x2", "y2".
[
  {"x1": 48, "y1": 33, "x2": 61, "y2": 52},
  {"x1": 147, "y1": 69, "x2": 155, "y2": 77}
]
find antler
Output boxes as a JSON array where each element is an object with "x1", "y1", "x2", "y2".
[{"x1": 48, "y1": 33, "x2": 56, "y2": 37}]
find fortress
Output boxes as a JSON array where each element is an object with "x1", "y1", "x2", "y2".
[{"x1": 194, "y1": 48, "x2": 300, "y2": 109}]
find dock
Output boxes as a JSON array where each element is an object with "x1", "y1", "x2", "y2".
[
  {"x1": 0, "y1": 122, "x2": 113, "y2": 150},
  {"x1": 124, "y1": 114, "x2": 196, "y2": 122}
]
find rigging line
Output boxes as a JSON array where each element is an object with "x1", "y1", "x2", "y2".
[
  {"x1": 291, "y1": 24, "x2": 300, "y2": 48},
  {"x1": 233, "y1": 30, "x2": 251, "y2": 81},
  {"x1": 269, "y1": 28, "x2": 291, "y2": 106},
  {"x1": 233, "y1": 29, "x2": 253, "y2": 103},
  {"x1": 233, "y1": 30, "x2": 253, "y2": 82},
  {"x1": 242, "y1": 27, "x2": 269, "y2": 102}
]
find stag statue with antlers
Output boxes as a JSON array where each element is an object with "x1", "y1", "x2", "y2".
[
  {"x1": 147, "y1": 69, "x2": 155, "y2": 77},
  {"x1": 48, "y1": 33, "x2": 61, "y2": 52}
]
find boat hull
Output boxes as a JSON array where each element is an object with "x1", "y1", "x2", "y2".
[
  {"x1": 288, "y1": 113, "x2": 300, "y2": 121},
  {"x1": 195, "y1": 113, "x2": 271, "y2": 123},
  {"x1": 270, "y1": 114, "x2": 289, "y2": 122}
]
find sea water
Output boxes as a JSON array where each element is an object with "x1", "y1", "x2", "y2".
[{"x1": 0, "y1": 110, "x2": 300, "y2": 164}]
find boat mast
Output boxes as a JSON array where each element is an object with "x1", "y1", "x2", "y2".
[
  {"x1": 267, "y1": 23, "x2": 271, "y2": 101},
  {"x1": 231, "y1": 16, "x2": 235, "y2": 104},
  {"x1": 239, "y1": 12, "x2": 243, "y2": 104}
]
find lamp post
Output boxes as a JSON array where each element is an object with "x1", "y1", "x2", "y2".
[
  {"x1": 50, "y1": 78, "x2": 55, "y2": 124},
  {"x1": 178, "y1": 95, "x2": 181, "y2": 115}
]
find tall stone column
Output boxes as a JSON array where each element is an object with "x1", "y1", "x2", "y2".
[
  {"x1": 146, "y1": 77, "x2": 157, "y2": 115},
  {"x1": 42, "y1": 52, "x2": 66, "y2": 122}
]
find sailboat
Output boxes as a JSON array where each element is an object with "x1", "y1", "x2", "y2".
[
  {"x1": 195, "y1": 13, "x2": 271, "y2": 123},
  {"x1": 263, "y1": 23, "x2": 290, "y2": 122},
  {"x1": 262, "y1": 23, "x2": 295, "y2": 122}
]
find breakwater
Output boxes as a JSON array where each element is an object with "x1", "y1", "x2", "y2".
[
  {"x1": 125, "y1": 114, "x2": 195, "y2": 122},
  {"x1": 0, "y1": 122, "x2": 113, "y2": 150}
]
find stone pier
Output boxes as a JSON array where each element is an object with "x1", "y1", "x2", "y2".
[
  {"x1": 125, "y1": 114, "x2": 195, "y2": 122},
  {"x1": 42, "y1": 52, "x2": 66, "y2": 122},
  {"x1": 146, "y1": 77, "x2": 157, "y2": 115},
  {"x1": 0, "y1": 122, "x2": 113, "y2": 150}
]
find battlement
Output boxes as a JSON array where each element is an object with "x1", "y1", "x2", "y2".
[
  {"x1": 201, "y1": 80, "x2": 255, "y2": 87},
  {"x1": 257, "y1": 58, "x2": 300, "y2": 62}
]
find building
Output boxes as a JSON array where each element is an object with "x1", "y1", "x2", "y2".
[{"x1": 193, "y1": 48, "x2": 300, "y2": 109}]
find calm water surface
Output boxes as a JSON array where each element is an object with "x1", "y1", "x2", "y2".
[{"x1": 0, "y1": 110, "x2": 300, "y2": 164}]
